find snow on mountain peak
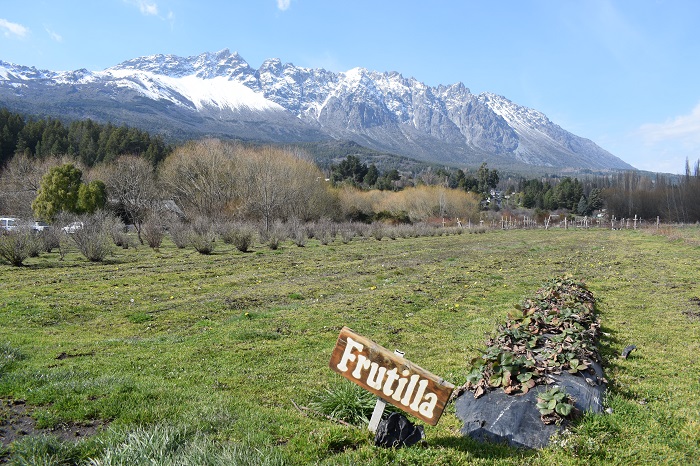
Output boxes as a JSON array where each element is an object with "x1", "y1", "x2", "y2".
[{"x1": 0, "y1": 50, "x2": 633, "y2": 170}]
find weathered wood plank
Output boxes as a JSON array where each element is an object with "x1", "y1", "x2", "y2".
[{"x1": 329, "y1": 326, "x2": 454, "y2": 426}]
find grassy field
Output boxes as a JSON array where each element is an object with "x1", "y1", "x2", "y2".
[{"x1": 0, "y1": 227, "x2": 698, "y2": 465}]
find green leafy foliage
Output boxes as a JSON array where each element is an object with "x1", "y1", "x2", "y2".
[
  {"x1": 536, "y1": 387, "x2": 575, "y2": 424},
  {"x1": 0, "y1": 108, "x2": 171, "y2": 167},
  {"x1": 77, "y1": 180, "x2": 107, "y2": 215},
  {"x1": 31, "y1": 164, "x2": 107, "y2": 221},
  {"x1": 32, "y1": 163, "x2": 83, "y2": 221},
  {"x1": 461, "y1": 276, "x2": 602, "y2": 410}
]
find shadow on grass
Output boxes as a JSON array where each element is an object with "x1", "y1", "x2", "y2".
[
  {"x1": 597, "y1": 323, "x2": 623, "y2": 363},
  {"x1": 20, "y1": 256, "x2": 133, "y2": 270},
  {"x1": 430, "y1": 434, "x2": 536, "y2": 460}
]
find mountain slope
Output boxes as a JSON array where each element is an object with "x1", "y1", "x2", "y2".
[{"x1": 0, "y1": 50, "x2": 634, "y2": 171}]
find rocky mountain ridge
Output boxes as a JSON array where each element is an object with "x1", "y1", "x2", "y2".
[{"x1": 0, "y1": 49, "x2": 634, "y2": 171}]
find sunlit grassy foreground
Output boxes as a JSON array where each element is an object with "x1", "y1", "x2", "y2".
[{"x1": 1, "y1": 227, "x2": 698, "y2": 465}]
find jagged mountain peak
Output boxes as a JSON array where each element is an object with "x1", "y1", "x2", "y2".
[
  {"x1": 0, "y1": 50, "x2": 634, "y2": 171},
  {"x1": 109, "y1": 49, "x2": 251, "y2": 79}
]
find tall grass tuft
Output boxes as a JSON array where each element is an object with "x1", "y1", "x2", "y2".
[
  {"x1": 0, "y1": 341, "x2": 24, "y2": 376},
  {"x1": 89, "y1": 425, "x2": 287, "y2": 466},
  {"x1": 8, "y1": 434, "x2": 97, "y2": 466},
  {"x1": 308, "y1": 382, "x2": 377, "y2": 426}
]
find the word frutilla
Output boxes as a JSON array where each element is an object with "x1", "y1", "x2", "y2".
[{"x1": 329, "y1": 327, "x2": 454, "y2": 426}]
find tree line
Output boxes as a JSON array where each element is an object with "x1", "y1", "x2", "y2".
[
  {"x1": 0, "y1": 108, "x2": 171, "y2": 168},
  {"x1": 2, "y1": 110, "x2": 698, "y2": 226},
  {"x1": 502, "y1": 166, "x2": 700, "y2": 223},
  {"x1": 330, "y1": 155, "x2": 500, "y2": 198}
]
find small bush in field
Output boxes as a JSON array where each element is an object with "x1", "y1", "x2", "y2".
[
  {"x1": 220, "y1": 222, "x2": 256, "y2": 252},
  {"x1": 312, "y1": 218, "x2": 337, "y2": 245},
  {"x1": 168, "y1": 220, "x2": 190, "y2": 248},
  {"x1": 291, "y1": 227, "x2": 307, "y2": 247},
  {"x1": 0, "y1": 228, "x2": 34, "y2": 266},
  {"x1": 191, "y1": 233, "x2": 215, "y2": 254},
  {"x1": 103, "y1": 215, "x2": 131, "y2": 249},
  {"x1": 370, "y1": 223, "x2": 385, "y2": 241},
  {"x1": 260, "y1": 221, "x2": 286, "y2": 250},
  {"x1": 142, "y1": 217, "x2": 165, "y2": 249},
  {"x1": 286, "y1": 218, "x2": 307, "y2": 247},
  {"x1": 69, "y1": 212, "x2": 113, "y2": 262},
  {"x1": 339, "y1": 227, "x2": 355, "y2": 244},
  {"x1": 40, "y1": 226, "x2": 62, "y2": 252},
  {"x1": 190, "y1": 217, "x2": 216, "y2": 254},
  {"x1": 26, "y1": 233, "x2": 43, "y2": 257}
]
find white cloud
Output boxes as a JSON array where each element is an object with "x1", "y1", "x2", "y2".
[
  {"x1": 277, "y1": 0, "x2": 291, "y2": 11},
  {"x1": 166, "y1": 10, "x2": 175, "y2": 28},
  {"x1": 629, "y1": 103, "x2": 700, "y2": 173},
  {"x1": 124, "y1": 0, "x2": 159, "y2": 16},
  {"x1": 639, "y1": 102, "x2": 700, "y2": 145},
  {"x1": 45, "y1": 27, "x2": 63, "y2": 42},
  {"x1": 0, "y1": 18, "x2": 29, "y2": 39}
]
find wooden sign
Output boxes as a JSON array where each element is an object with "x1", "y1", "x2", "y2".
[{"x1": 329, "y1": 327, "x2": 454, "y2": 426}]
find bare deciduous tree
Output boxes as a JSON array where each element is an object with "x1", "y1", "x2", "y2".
[
  {"x1": 99, "y1": 155, "x2": 159, "y2": 244},
  {"x1": 240, "y1": 146, "x2": 337, "y2": 230},
  {"x1": 159, "y1": 139, "x2": 238, "y2": 220}
]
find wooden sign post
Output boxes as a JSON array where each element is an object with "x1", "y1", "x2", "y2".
[
  {"x1": 329, "y1": 327, "x2": 454, "y2": 427},
  {"x1": 368, "y1": 349, "x2": 404, "y2": 433}
]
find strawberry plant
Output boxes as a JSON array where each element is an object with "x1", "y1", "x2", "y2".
[
  {"x1": 536, "y1": 387, "x2": 575, "y2": 424},
  {"x1": 458, "y1": 276, "x2": 603, "y2": 422}
]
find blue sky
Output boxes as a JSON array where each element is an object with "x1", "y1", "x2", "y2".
[{"x1": 1, "y1": 0, "x2": 699, "y2": 174}]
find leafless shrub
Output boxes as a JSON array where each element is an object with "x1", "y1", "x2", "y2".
[
  {"x1": 259, "y1": 220, "x2": 286, "y2": 250},
  {"x1": 394, "y1": 224, "x2": 413, "y2": 238},
  {"x1": 416, "y1": 223, "x2": 437, "y2": 237},
  {"x1": 105, "y1": 216, "x2": 132, "y2": 249},
  {"x1": 40, "y1": 225, "x2": 62, "y2": 253},
  {"x1": 190, "y1": 217, "x2": 216, "y2": 254},
  {"x1": 0, "y1": 228, "x2": 35, "y2": 266},
  {"x1": 26, "y1": 233, "x2": 42, "y2": 257},
  {"x1": 69, "y1": 212, "x2": 113, "y2": 262},
  {"x1": 339, "y1": 226, "x2": 355, "y2": 244},
  {"x1": 142, "y1": 216, "x2": 165, "y2": 249},
  {"x1": 219, "y1": 221, "x2": 256, "y2": 252},
  {"x1": 167, "y1": 220, "x2": 190, "y2": 249},
  {"x1": 284, "y1": 217, "x2": 306, "y2": 247},
  {"x1": 370, "y1": 223, "x2": 385, "y2": 241}
]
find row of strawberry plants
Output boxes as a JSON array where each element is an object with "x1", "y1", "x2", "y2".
[{"x1": 459, "y1": 276, "x2": 602, "y2": 423}]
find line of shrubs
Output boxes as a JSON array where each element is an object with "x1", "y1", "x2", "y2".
[{"x1": 0, "y1": 212, "x2": 489, "y2": 266}]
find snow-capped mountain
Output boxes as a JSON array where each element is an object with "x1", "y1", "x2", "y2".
[{"x1": 0, "y1": 49, "x2": 633, "y2": 171}]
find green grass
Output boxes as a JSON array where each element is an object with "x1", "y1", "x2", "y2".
[{"x1": 0, "y1": 228, "x2": 699, "y2": 464}]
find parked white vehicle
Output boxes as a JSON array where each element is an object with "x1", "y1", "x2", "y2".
[
  {"x1": 32, "y1": 221, "x2": 49, "y2": 232},
  {"x1": 62, "y1": 221, "x2": 84, "y2": 233},
  {"x1": 0, "y1": 217, "x2": 19, "y2": 231}
]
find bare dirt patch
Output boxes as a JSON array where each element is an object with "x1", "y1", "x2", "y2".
[
  {"x1": 683, "y1": 297, "x2": 700, "y2": 321},
  {"x1": 0, "y1": 398, "x2": 106, "y2": 448}
]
